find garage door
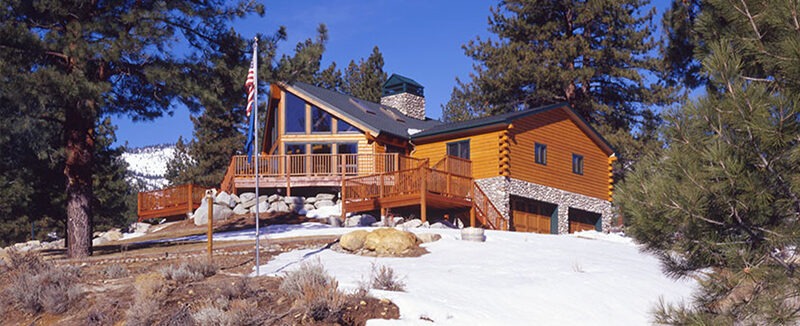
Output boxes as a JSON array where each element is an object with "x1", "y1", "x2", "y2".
[
  {"x1": 511, "y1": 197, "x2": 556, "y2": 234},
  {"x1": 568, "y1": 208, "x2": 601, "y2": 233}
]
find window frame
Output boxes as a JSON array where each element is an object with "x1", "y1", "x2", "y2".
[
  {"x1": 572, "y1": 154, "x2": 584, "y2": 175},
  {"x1": 535, "y1": 143, "x2": 547, "y2": 165},
  {"x1": 446, "y1": 139, "x2": 471, "y2": 160}
]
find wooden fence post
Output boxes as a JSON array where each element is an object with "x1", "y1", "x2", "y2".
[{"x1": 206, "y1": 190, "x2": 214, "y2": 260}]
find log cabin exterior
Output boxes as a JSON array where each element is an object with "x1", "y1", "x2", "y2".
[{"x1": 210, "y1": 74, "x2": 615, "y2": 233}]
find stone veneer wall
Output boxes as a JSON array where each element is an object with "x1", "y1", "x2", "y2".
[
  {"x1": 475, "y1": 177, "x2": 510, "y2": 220},
  {"x1": 380, "y1": 93, "x2": 425, "y2": 120},
  {"x1": 507, "y1": 178, "x2": 615, "y2": 234}
]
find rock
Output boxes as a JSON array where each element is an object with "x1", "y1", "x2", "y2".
[
  {"x1": 415, "y1": 233, "x2": 442, "y2": 243},
  {"x1": 92, "y1": 237, "x2": 108, "y2": 246},
  {"x1": 340, "y1": 230, "x2": 369, "y2": 251},
  {"x1": 345, "y1": 214, "x2": 376, "y2": 227},
  {"x1": 270, "y1": 201, "x2": 290, "y2": 213},
  {"x1": 102, "y1": 229, "x2": 123, "y2": 241},
  {"x1": 304, "y1": 197, "x2": 317, "y2": 204},
  {"x1": 316, "y1": 193, "x2": 335, "y2": 201},
  {"x1": 239, "y1": 192, "x2": 257, "y2": 208},
  {"x1": 233, "y1": 204, "x2": 249, "y2": 215},
  {"x1": 193, "y1": 203, "x2": 234, "y2": 226},
  {"x1": 231, "y1": 193, "x2": 241, "y2": 204},
  {"x1": 328, "y1": 216, "x2": 342, "y2": 227},
  {"x1": 303, "y1": 204, "x2": 316, "y2": 212},
  {"x1": 363, "y1": 228, "x2": 418, "y2": 255},
  {"x1": 315, "y1": 199, "x2": 335, "y2": 208},
  {"x1": 268, "y1": 194, "x2": 281, "y2": 203},
  {"x1": 399, "y1": 219, "x2": 423, "y2": 229},
  {"x1": 249, "y1": 201, "x2": 270, "y2": 214},
  {"x1": 283, "y1": 196, "x2": 302, "y2": 205},
  {"x1": 130, "y1": 222, "x2": 151, "y2": 234},
  {"x1": 214, "y1": 191, "x2": 234, "y2": 208}
]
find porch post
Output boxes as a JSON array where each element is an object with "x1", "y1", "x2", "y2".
[{"x1": 420, "y1": 167, "x2": 427, "y2": 223}]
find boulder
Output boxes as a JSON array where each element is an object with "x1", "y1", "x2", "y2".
[
  {"x1": 316, "y1": 193, "x2": 335, "y2": 201},
  {"x1": 270, "y1": 201, "x2": 290, "y2": 213},
  {"x1": 304, "y1": 197, "x2": 317, "y2": 204},
  {"x1": 239, "y1": 192, "x2": 257, "y2": 208},
  {"x1": 340, "y1": 230, "x2": 369, "y2": 251},
  {"x1": 92, "y1": 237, "x2": 108, "y2": 246},
  {"x1": 399, "y1": 219, "x2": 423, "y2": 229},
  {"x1": 129, "y1": 222, "x2": 151, "y2": 234},
  {"x1": 415, "y1": 233, "x2": 442, "y2": 243},
  {"x1": 431, "y1": 221, "x2": 457, "y2": 229},
  {"x1": 249, "y1": 201, "x2": 270, "y2": 214},
  {"x1": 193, "y1": 203, "x2": 234, "y2": 226},
  {"x1": 214, "y1": 191, "x2": 234, "y2": 208},
  {"x1": 363, "y1": 228, "x2": 418, "y2": 255},
  {"x1": 102, "y1": 229, "x2": 123, "y2": 241},
  {"x1": 345, "y1": 214, "x2": 376, "y2": 227},
  {"x1": 267, "y1": 194, "x2": 280, "y2": 203},
  {"x1": 283, "y1": 196, "x2": 302, "y2": 205},
  {"x1": 233, "y1": 204, "x2": 249, "y2": 215},
  {"x1": 303, "y1": 204, "x2": 316, "y2": 212},
  {"x1": 230, "y1": 193, "x2": 241, "y2": 204},
  {"x1": 328, "y1": 216, "x2": 343, "y2": 227},
  {"x1": 315, "y1": 199, "x2": 335, "y2": 209}
]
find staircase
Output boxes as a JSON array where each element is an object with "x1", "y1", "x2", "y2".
[{"x1": 471, "y1": 182, "x2": 508, "y2": 230}]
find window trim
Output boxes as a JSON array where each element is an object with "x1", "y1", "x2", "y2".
[
  {"x1": 572, "y1": 154, "x2": 584, "y2": 175},
  {"x1": 535, "y1": 142, "x2": 547, "y2": 165},
  {"x1": 446, "y1": 139, "x2": 471, "y2": 160}
]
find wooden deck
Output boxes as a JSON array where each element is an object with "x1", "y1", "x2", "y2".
[
  {"x1": 139, "y1": 154, "x2": 508, "y2": 230},
  {"x1": 137, "y1": 184, "x2": 207, "y2": 221}
]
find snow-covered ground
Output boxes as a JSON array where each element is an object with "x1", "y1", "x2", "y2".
[{"x1": 173, "y1": 224, "x2": 695, "y2": 325}]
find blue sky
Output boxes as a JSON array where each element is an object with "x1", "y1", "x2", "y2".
[{"x1": 112, "y1": 1, "x2": 670, "y2": 148}]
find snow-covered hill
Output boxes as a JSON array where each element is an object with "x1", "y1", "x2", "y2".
[{"x1": 122, "y1": 144, "x2": 175, "y2": 190}]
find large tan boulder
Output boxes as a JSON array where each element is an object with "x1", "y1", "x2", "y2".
[
  {"x1": 340, "y1": 230, "x2": 369, "y2": 251},
  {"x1": 364, "y1": 228, "x2": 418, "y2": 255}
]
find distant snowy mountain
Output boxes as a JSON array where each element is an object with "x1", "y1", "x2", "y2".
[{"x1": 122, "y1": 144, "x2": 176, "y2": 190}]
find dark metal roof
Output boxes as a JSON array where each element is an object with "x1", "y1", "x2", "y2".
[
  {"x1": 289, "y1": 82, "x2": 440, "y2": 139},
  {"x1": 383, "y1": 74, "x2": 423, "y2": 88}
]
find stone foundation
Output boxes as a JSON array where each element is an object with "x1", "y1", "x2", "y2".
[{"x1": 475, "y1": 177, "x2": 615, "y2": 234}]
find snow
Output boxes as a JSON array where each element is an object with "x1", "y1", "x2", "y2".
[
  {"x1": 244, "y1": 227, "x2": 696, "y2": 325},
  {"x1": 407, "y1": 128, "x2": 422, "y2": 135},
  {"x1": 305, "y1": 205, "x2": 341, "y2": 219},
  {"x1": 121, "y1": 144, "x2": 177, "y2": 190}
]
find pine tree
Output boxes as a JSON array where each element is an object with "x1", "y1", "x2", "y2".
[
  {"x1": 618, "y1": 1, "x2": 800, "y2": 322},
  {"x1": 445, "y1": 0, "x2": 674, "y2": 177},
  {"x1": 343, "y1": 46, "x2": 387, "y2": 102},
  {"x1": 0, "y1": 1, "x2": 264, "y2": 257},
  {"x1": 165, "y1": 137, "x2": 198, "y2": 186}
]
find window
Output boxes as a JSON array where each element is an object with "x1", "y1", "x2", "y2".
[
  {"x1": 311, "y1": 143, "x2": 332, "y2": 154},
  {"x1": 535, "y1": 143, "x2": 547, "y2": 165},
  {"x1": 572, "y1": 154, "x2": 584, "y2": 175},
  {"x1": 337, "y1": 119, "x2": 359, "y2": 133},
  {"x1": 284, "y1": 92, "x2": 306, "y2": 133},
  {"x1": 310, "y1": 105, "x2": 332, "y2": 133},
  {"x1": 446, "y1": 140, "x2": 470, "y2": 159},
  {"x1": 337, "y1": 143, "x2": 358, "y2": 154},
  {"x1": 285, "y1": 143, "x2": 305, "y2": 155}
]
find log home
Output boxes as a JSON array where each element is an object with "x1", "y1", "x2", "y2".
[{"x1": 215, "y1": 74, "x2": 616, "y2": 233}]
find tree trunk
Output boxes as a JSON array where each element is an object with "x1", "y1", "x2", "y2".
[{"x1": 64, "y1": 103, "x2": 95, "y2": 258}]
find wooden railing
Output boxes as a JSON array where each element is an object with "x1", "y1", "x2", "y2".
[
  {"x1": 137, "y1": 184, "x2": 207, "y2": 221},
  {"x1": 472, "y1": 182, "x2": 508, "y2": 230},
  {"x1": 432, "y1": 155, "x2": 472, "y2": 177}
]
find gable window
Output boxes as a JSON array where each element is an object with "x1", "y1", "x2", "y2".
[
  {"x1": 285, "y1": 92, "x2": 306, "y2": 133},
  {"x1": 535, "y1": 143, "x2": 547, "y2": 165},
  {"x1": 311, "y1": 105, "x2": 332, "y2": 133},
  {"x1": 572, "y1": 154, "x2": 584, "y2": 175},
  {"x1": 446, "y1": 140, "x2": 470, "y2": 160},
  {"x1": 337, "y1": 119, "x2": 359, "y2": 133}
]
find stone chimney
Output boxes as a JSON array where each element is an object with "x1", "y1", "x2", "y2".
[{"x1": 380, "y1": 74, "x2": 425, "y2": 120}]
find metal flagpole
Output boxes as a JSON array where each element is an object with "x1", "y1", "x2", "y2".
[{"x1": 253, "y1": 37, "x2": 261, "y2": 276}]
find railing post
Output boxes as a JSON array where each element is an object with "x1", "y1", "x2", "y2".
[
  {"x1": 394, "y1": 153, "x2": 399, "y2": 172},
  {"x1": 187, "y1": 184, "x2": 193, "y2": 215},
  {"x1": 206, "y1": 190, "x2": 214, "y2": 260},
  {"x1": 379, "y1": 172, "x2": 385, "y2": 198},
  {"x1": 341, "y1": 175, "x2": 347, "y2": 222},
  {"x1": 285, "y1": 155, "x2": 291, "y2": 196}
]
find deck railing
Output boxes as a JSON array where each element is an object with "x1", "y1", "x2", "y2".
[
  {"x1": 432, "y1": 155, "x2": 472, "y2": 177},
  {"x1": 137, "y1": 184, "x2": 207, "y2": 221},
  {"x1": 229, "y1": 153, "x2": 399, "y2": 178},
  {"x1": 472, "y1": 182, "x2": 508, "y2": 230}
]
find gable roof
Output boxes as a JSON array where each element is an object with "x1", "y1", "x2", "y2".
[
  {"x1": 411, "y1": 102, "x2": 615, "y2": 156},
  {"x1": 383, "y1": 74, "x2": 423, "y2": 89},
  {"x1": 285, "y1": 82, "x2": 440, "y2": 139}
]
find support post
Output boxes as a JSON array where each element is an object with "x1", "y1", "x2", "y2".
[
  {"x1": 341, "y1": 175, "x2": 347, "y2": 222},
  {"x1": 206, "y1": 190, "x2": 214, "y2": 260},
  {"x1": 420, "y1": 167, "x2": 427, "y2": 223},
  {"x1": 470, "y1": 206, "x2": 476, "y2": 227},
  {"x1": 187, "y1": 184, "x2": 193, "y2": 214}
]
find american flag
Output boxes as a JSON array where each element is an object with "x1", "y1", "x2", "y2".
[{"x1": 244, "y1": 58, "x2": 256, "y2": 116}]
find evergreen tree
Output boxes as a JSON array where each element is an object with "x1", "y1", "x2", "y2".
[
  {"x1": 445, "y1": 0, "x2": 674, "y2": 177},
  {"x1": 316, "y1": 62, "x2": 344, "y2": 92},
  {"x1": 343, "y1": 46, "x2": 387, "y2": 102},
  {"x1": 92, "y1": 118, "x2": 133, "y2": 231},
  {"x1": 618, "y1": 1, "x2": 800, "y2": 322},
  {"x1": 0, "y1": 1, "x2": 264, "y2": 257},
  {"x1": 165, "y1": 137, "x2": 198, "y2": 186}
]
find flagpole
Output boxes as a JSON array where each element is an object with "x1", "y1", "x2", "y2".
[{"x1": 253, "y1": 37, "x2": 261, "y2": 276}]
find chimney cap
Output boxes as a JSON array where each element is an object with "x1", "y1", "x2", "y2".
[{"x1": 382, "y1": 74, "x2": 424, "y2": 97}]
